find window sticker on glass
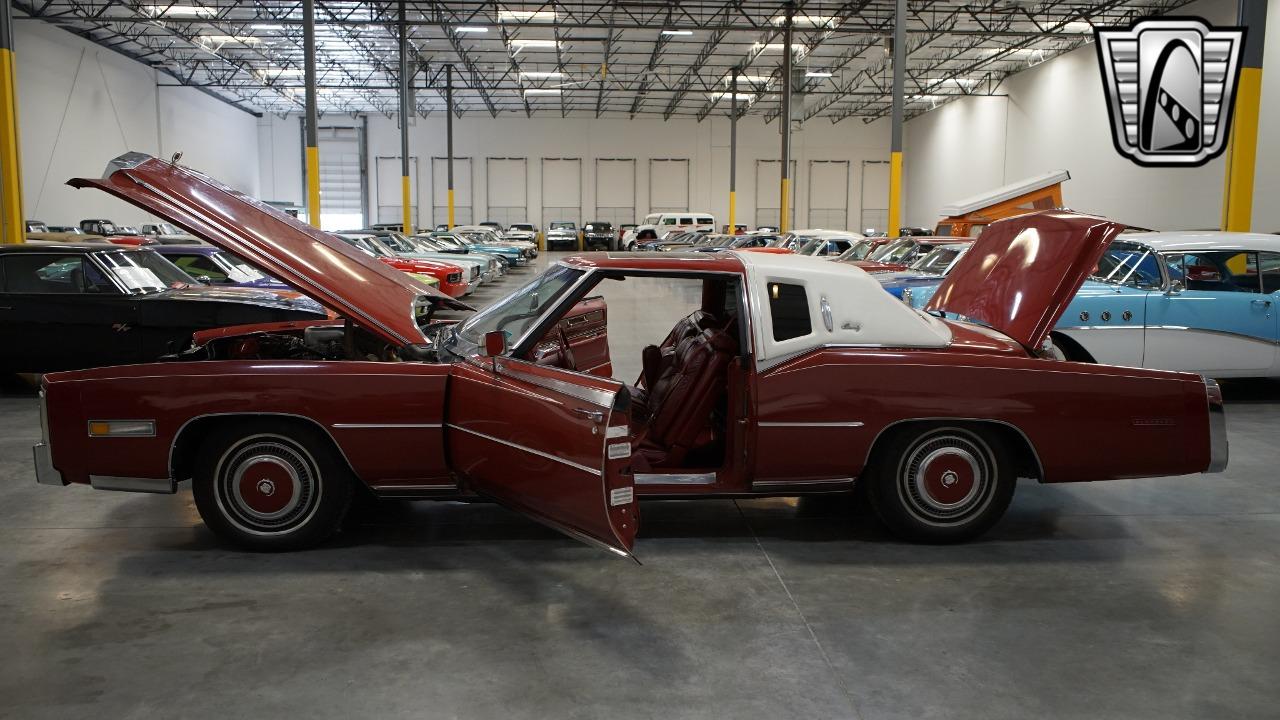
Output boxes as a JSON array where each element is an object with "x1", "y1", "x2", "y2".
[{"x1": 110, "y1": 266, "x2": 166, "y2": 292}]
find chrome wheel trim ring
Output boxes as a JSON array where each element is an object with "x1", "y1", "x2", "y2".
[
  {"x1": 213, "y1": 434, "x2": 323, "y2": 537},
  {"x1": 897, "y1": 430, "x2": 996, "y2": 527}
]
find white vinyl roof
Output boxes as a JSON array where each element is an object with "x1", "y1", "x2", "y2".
[
  {"x1": 939, "y1": 169, "x2": 1071, "y2": 218},
  {"x1": 1128, "y1": 231, "x2": 1280, "y2": 254}
]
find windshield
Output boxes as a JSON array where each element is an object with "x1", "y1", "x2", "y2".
[
  {"x1": 908, "y1": 245, "x2": 964, "y2": 274},
  {"x1": 97, "y1": 250, "x2": 196, "y2": 293},
  {"x1": 510, "y1": 224, "x2": 534, "y2": 231},
  {"x1": 456, "y1": 264, "x2": 584, "y2": 346},
  {"x1": 868, "y1": 238, "x2": 919, "y2": 264},
  {"x1": 155, "y1": 223, "x2": 182, "y2": 235},
  {"x1": 379, "y1": 234, "x2": 418, "y2": 253},
  {"x1": 343, "y1": 236, "x2": 391, "y2": 257},
  {"x1": 550, "y1": 222, "x2": 575, "y2": 230},
  {"x1": 1092, "y1": 241, "x2": 1163, "y2": 288},
  {"x1": 795, "y1": 237, "x2": 827, "y2": 255}
]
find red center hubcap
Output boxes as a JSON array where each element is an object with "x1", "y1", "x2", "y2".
[
  {"x1": 922, "y1": 453, "x2": 976, "y2": 505},
  {"x1": 237, "y1": 460, "x2": 295, "y2": 514}
]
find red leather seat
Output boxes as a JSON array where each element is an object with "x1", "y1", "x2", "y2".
[{"x1": 635, "y1": 328, "x2": 736, "y2": 467}]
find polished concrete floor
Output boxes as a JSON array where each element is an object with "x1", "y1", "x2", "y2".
[{"x1": 3, "y1": 251, "x2": 1279, "y2": 719}]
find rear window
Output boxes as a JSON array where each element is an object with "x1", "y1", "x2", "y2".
[
  {"x1": 768, "y1": 282, "x2": 812, "y2": 341},
  {"x1": 697, "y1": 217, "x2": 714, "y2": 225}
]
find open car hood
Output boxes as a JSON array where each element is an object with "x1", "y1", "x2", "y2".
[
  {"x1": 925, "y1": 211, "x2": 1125, "y2": 350},
  {"x1": 69, "y1": 153, "x2": 471, "y2": 348}
]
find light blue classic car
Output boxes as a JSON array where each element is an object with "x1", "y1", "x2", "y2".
[{"x1": 906, "y1": 231, "x2": 1280, "y2": 378}]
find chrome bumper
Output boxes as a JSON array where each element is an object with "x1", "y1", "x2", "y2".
[
  {"x1": 33, "y1": 391, "x2": 66, "y2": 486},
  {"x1": 1204, "y1": 377, "x2": 1228, "y2": 473}
]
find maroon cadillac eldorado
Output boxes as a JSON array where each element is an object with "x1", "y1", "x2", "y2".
[{"x1": 32, "y1": 153, "x2": 1227, "y2": 557}]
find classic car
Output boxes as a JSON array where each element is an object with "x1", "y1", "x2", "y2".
[
  {"x1": 337, "y1": 233, "x2": 471, "y2": 297},
  {"x1": 428, "y1": 232, "x2": 527, "y2": 266},
  {"x1": 25, "y1": 221, "x2": 107, "y2": 244},
  {"x1": 877, "y1": 241, "x2": 974, "y2": 300},
  {"x1": 412, "y1": 234, "x2": 509, "y2": 270},
  {"x1": 635, "y1": 231, "x2": 708, "y2": 252},
  {"x1": 34, "y1": 155, "x2": 1225, "y2": 557},
  {"x1": 360, "y1": 231, "x2": 498, "y2": 286},
  {"x1": 545, "y1": 221, "x2": 579, "y2": 251},
  {"x1": 1047, "y1": 231, "x2": 1280, "y2": 378},
  {"x1": 830, "y1": 237, "x2": 889, "y2": 262},
  {"x1": 898, "y1": 227, "x2": 935, "y2": 237},
  {"x1": 689, "y1": 233, "x2": 778, "y2": 253},
  {"x1": 623, "y1": 213, "x2": 717, "y2": 249},
  {"x1": 140, "y1": 222, "x2": 203, "y2": 244},
  {"x1": 846, "y1": 237, "x2": 970, "y2": 273},
  {"x1": 452, "y1": 225, "x2": 538, "y2": 257},
  {"x1": 788, "y1": 230, "x2": 865, "y2": 258},
  {"x1": 1, "y1": 242, "x2": 327, "y2": 373},
  {"x1": 154, "y1": 245, "x2": 291, "y2": 290},
  {"x1": 582, "y1": 221, "x2": 615, "y2": 250},
  {"x1": 505, "y1": 223, "x2": 538, "y2": 243},
  {"x1": 79, "y1": 219, "x2": 153, "y2": 246},
  {"x1": 722, "y1": 224, "x2": 749, "y2": 235}
]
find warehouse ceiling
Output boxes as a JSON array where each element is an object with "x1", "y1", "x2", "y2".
[{"x1": 14, "y1": 0, "x2": 1194, "y2": 121}]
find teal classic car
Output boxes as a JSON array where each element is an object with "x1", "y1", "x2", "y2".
[
  {"x1": 907, "y1": 231, "x2": 1280, "y2": 378},
  {"x1": 366, "y1": 232, "x2": 502, "y2": 284},
  {"x1": 429, "y1": 231, "x2": 530, "y2": 266}
]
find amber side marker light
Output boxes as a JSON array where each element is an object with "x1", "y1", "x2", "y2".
[{"x1": 88, "y1": 420, "x2": 156, "y2": 437}]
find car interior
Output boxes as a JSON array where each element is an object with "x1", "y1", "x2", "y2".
[{"x1": 524, "y1": 274, "x2": 746, "y2": 472}]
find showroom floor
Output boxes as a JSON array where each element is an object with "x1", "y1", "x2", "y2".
[{"x1": 3, "y1": 252, "x2": 1279, "y2": 720}]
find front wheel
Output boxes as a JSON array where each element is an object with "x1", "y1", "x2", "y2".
[
  {"x1": 865, "y1": 424, "x2": 1015, "y2": 544},
  {"x1": 192, "y1": 421, "x2": 354, "y2": 551}
]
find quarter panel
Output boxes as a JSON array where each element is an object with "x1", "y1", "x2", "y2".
[{"x1": 755, "y1": 349, "x2": 1212, "y2": 483}]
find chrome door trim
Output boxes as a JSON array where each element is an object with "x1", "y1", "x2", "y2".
[
  {"x1": 495, "y1": 358, "x2": 619, "y2": 408},
  {"x1": 758, "y1": 421, "x2": 864, "y2": 428},
  {"x1": 331, "y1": 423, "x2": 443, "y2": 429},
  {"x1": 634, "y1": 473, "x2": 716, "y2": 485},
  {"x1": 1145, "y1": 325, "x2": 1280, "y2": 346},
  {"x1": 752, "y1": 477, "x2": 854, "y2": 489},
  {"x1": 446, "y1": 423, "x2": 602, "y2": 477},
  {"x1": 369, "y1": 482, "x2": 459, "y2": 492}
]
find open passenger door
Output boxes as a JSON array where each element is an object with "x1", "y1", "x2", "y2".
[{"x1": 446, "y1": 356, "x2": 639, "y2": 559}]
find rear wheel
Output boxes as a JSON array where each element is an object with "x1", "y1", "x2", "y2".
[
  {"x1": 866, "y1": 424, "x2": 1015, "y2": 543},
  {"x1": 192, "y1": 421, "x2": 353, "y2": 551}
]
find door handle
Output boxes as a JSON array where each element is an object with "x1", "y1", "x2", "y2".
[
  {"x1": 1251, "y1": 299, "x2": 1272, "y2": 307},
  {"x1": 572, "y1": 408, "x2": 604, "y2": 423}
]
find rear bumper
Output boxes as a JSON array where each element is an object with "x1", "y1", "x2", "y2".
[
  {"x1": 1204, "y1": 377, "x2": 1228, "y2": 473},
  {"x1": 33, "y1": 442, "x2": 66, "y2": 486}
]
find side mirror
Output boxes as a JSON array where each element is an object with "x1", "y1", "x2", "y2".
[
  {"x1": 1165, "y1": 279, "x2": 1185, "y2": 296},
  {"x1": 194, "y1": 275, "x2": 213, "y2": 285},
  {"x1": 483, "y1": 330, "x2": 508, "y2": 357}
]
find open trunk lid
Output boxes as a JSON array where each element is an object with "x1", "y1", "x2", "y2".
[{"x1": 925, "y1": 211, "x2": 1126, "y2": 350}]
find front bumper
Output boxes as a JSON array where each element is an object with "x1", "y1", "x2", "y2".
[{"x1": 1204, "y1": 377, "x2": 1228, "y2": 473}]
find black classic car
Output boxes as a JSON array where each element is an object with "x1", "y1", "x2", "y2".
[
  {"x1": 0, "y1": 244, "x2": 327, "y2": 373},
  {"x1": 582, "y1": 221, "x2": 615, "y2": 250}
]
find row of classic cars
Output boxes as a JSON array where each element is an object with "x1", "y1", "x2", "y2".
[{"x1": 31, "y1": 153, "x2": 1225, "y2": 559}]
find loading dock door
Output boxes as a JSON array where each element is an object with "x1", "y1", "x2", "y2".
[
  {"x1": 375, "y1": 156, "x2": 418, "y2": 226},
  {"x1": 649, "y1": 159, "x2": 689, "y2": 212},
  {"x1": 595, "y1": 158, "x2": 635, "y2": 227},
  {"x1": 807, "y1": 160, "x2": 849, "y2": 230},
  {"x1": 755, "y1": 159, "x2": 796, "y2": 229},
  {"x1": 541, "y1": 158, "x2": 582, "y2": 228},
  {"x1": 316, "y1": 126, "x2": 365, "y2": 231},
  {"x1": 432, "y1": 156, "x2": 473, "y2": 227},
  {"x1": 486, "y1": 157, "x2": 528, "y2": 227},
  {"x1": 860, "y1": 160, "x2": 890, "y2": 234}
]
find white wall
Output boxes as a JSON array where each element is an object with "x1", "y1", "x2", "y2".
[
  {"x1": 259, "y1": 112, "x2": 891, "y2": 232},
  {"x1": 14, "y1": 18, "x2": 261, "y2": 227},
  {"x1": 901, "y1": 0, "x2": 1280, "y2": 232}
]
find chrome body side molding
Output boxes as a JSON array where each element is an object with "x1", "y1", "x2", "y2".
[
  {"x1": 446, "y1": 423, "x2": 602, "y2": 477},
  {"x1": 634, "y1": 473, "x2": 716, "y2": 486},
  {"x1": 90, "y1": 475, "x2": 177, "y2": 494}
]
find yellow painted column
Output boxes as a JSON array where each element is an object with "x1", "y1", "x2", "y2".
[
  {"x1": 0, "y1": 0, "x2": 25, "y2": 246},
  {"x1": 447, "y1": 188, "x2": 455, "y2": 229},
  {"x1": 779, "y1": 179, "x2": 790, "y2": 233},
  {"x1": 888, "y1": 151, "x2": 903, "y2": 238},
  {"x1": 401, "y1": 175, "x2": 412, "y2": 234},
  {"x1": 727, "y1": 191, "x2": 736, "y2": 233},
  {"x1": 305, "y1": 146, "x2": 321, "y2": 228},
  {"x1": 1222, "y1": 0, "x2": 1267, "y2": 232}
]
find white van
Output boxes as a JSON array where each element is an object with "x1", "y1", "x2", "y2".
[{"x1": 622, "y1": 212, "x2": 716, "y2": 250}]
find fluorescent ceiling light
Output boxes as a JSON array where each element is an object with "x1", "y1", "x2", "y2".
[
  {"x1": 757, "y1": 42, "x2": 803, "y2": 53},
  {"x1": 524, "y1": 88, "x2": 562, "y2": 95},
  {"x1": 454, "y1": 26, "x2": 489, "y2": 33},
  {"x1": 266, "y1": 67, "x2": 305, "y2": 77},
  {"x1": 1062, "y1": 21, "x2": 1093, "y2": 33},
  {"x1": 660, "y1": 30, "x2": 693, "y2": 36},
  {"x1": 520, "y1": 70, "x2": 565, "y2": 78},
  {"x1": 709, "y1": 91, "x2": 754, "y2": 101},
  {"x1": 723, "y1": 74, "x2": 770, "y2": 85},
  {"x1": 510, "y1": 39, "x2": 559, "y2": 49},
  {"x1": 145, "y1": 5, "x2": 217, "y2": 17},
  {"x1": 805, "y1": 70, "x2": 833, "y2": 78},
  {"x1": 203, "y1": 34, "x2": 263, "y2": 45},
  {"x1": 771, "y1": 14, "x2": 838, "y2": 27},
  {"x1": 251, "y1": 23, "x2": 284, "y2": 30},
  {"x1": 499, "y1": 9, "x2": 557, "y2": 22}
]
